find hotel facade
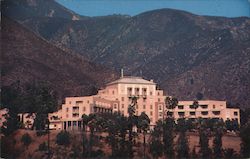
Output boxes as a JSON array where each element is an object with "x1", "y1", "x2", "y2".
[{"x1": 48, "y1": 76, "x2": 240, "y2": 130}]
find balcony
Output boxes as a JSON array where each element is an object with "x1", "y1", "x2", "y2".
[
  {"x1": 178, "y1": 112, "x2": 185, "y2": 117},
  {"x1": 212, "y1": 111, "x2": 220, "y2": 115},
  {"x1": 200, "y1": 105, "x2": 208, "y2": 109},
  {"x1": 72, "y1": 113, "x2": 79, "y2": 118},
  {"x1": 201, "y1": 111, "x2": 208, "y2": 115},
  {"x1": 189, "y1": 112, "x2": 196, "y2": 116}
]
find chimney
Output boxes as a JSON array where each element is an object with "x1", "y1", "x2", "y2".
[{"x1": 121, "y1": 68, "x2": 124, "y2": 78}]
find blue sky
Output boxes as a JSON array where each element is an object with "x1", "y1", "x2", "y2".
[{"x1": 56, "y1": 0, "x2": 250, "y2": 17}]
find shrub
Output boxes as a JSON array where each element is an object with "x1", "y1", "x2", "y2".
[
  {"x1": 38, "y1": 142, "x2": 47, "y2": 151},
  {"x1": 21, "y1": 133, "x2": 32, "y2": 149},
  {"x1": 56, "y1": 131, "x2": 70, "y2": 146},
  {"x1": 36, "y1": 130, "x2": 47, "y2": 136}
]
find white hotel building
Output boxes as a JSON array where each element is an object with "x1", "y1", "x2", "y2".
[{"x1": 48, "y1": 76, "x2": 240, "y2": 130}]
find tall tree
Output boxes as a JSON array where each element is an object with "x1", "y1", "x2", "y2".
[
  {"x1": 213, "y1": 120, "x2": 224, "y2": 158},
  {"x1": 1, "y1": 82, "x2": 23, "y2": 136},
  {"x1": 81, "y1": 114, "x2": 89, "y2": 157},
  {"x1": 199, "y1": 124, "x2": 211, "y2": 158},
  {"x1": 163, "y1": 117, "x2": 175, "y2": 158},
  {"x1": 176, "y1": 118, "x2": 189, "y2": 158},
  {"x1": 86, "y1": 114, "x2": 97, "y2": 157},
  {"x1": 24, "y1": 82, "x2": 57, "y2": 131},
  {"x1": 149, "y1": 121, "x2": 163, "y2": 159},
  {"x1": 176, "y1": 131, "x2": 189, "y2": 158},
  {"x1": 127, "y1": 96, "x2": 137, "y2": 157},
  {"x1": 138, "y1": 112, "x2": 150, "y2": 158},
  {"x1": 164, "y1": 96, "x2": 178, "y2": 158},
  {"x1": 165, "y1": 96, "x2": 178, "y2": 116},
  {"x1": 192, "y1": 100, "x2": 199, "y2": 119},
  {"x1": 240, "y1": 119, "x2": 250, "y2": 158}
]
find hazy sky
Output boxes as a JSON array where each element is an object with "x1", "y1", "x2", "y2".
[{"x1": 56, "y1": 0, "x2": 250, "y2": 17}]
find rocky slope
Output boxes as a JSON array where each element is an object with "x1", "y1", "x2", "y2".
[
  {"x1": 1, "y1": 0, "x2": 86, "y2": 21},
  {"x1": 1, "y1": 17, "x2": 117, "y2": 102},
  {"x1": 2, "y1": 0, "x2": 250, "y2": 108}
]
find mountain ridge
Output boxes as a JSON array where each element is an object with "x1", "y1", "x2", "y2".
[
  {"x1": 1, "y1": 16, "x2": 118, "y2": 102},
  {"x1": 2, "y1": 0, "x2": 250, "y2": 108}
]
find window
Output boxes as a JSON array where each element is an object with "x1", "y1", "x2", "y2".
[
  {"x1": 150, "y1": 105, "x2": 153, "y2": 109},
  {"x1": 113, "y1": 103, "x2": 117, "y2": 109},
  {"x1": 136, "y1": 105, "x2": 138, "y2": 109},
  {"x1": 201, "y1": 111, "x2": 208, "y2": 115},
  {"x1": 159, "y1": 112, "x2": 162, "y2": 117},
  {"x1": 159, "y1": 105, "x2": 162, "y2": 110},
  {"x1": 189, "y1": 105, "x2": 195, "y2": 109},
  {"x1": 69, "y1": 101, "x2": 71, "y2": 104},
  {"x1": 213, "y1": 105, "x2": 216, "y2": 109},
  {"x1": 76, "y1": 101, "x2": 83, "y2": 105},
  {"x1": 200, "y1": 105, "x2": 208, "y2": 109},
  {"x1": 190, "y1": 112, "x2": 196, "y2": 116},
  {"x1": 112, "y1": 90, "x2": 115, "y2": 95},
  {"x1": 127, "y1": 87, "x2": 132, "y2": 96},
  {"x1": 150, "y1": 91, "x2": 153, "y2": 95},
  {"x1": 121, "y1": 97, "x2": 124, "y2": 101},
  {"x1": 178, "y1": 105, "x2": 184, "y2": 109},
  {"x1": 72, "y1": 113, "x2": 79, "y2": 117},
  {"x1": 234, "y1": 112, "x2": 238, "y2": 116},
  {"x1": 212, "y1": 111, "x2": 220, "y2": 115},
  {"x1": 73, "y1": 106, "x2": 79, "y2": 113},
  {"x1": 167, "y1": 112, "x2": 173, "y2": 116},
  {"x1": 142, "y1": 88, "x2": 147, "y2": 96},
  {"x1": 158, "y1": 92, "x2": 160, "y2": 96},
  {"x1": 122, "y1": 104, "x2": 124, "y2": 109},
  {"x1": 178, "y1": 112, "x2": 185, "y2": 117},
  {"x1": 73, "y1": 106, "x2": 79, "y2": 110},
  {"x1": 83, "y1": 107, "x2": 86, "y2": 111},
  {"x1": 66, "y1": 114, "x2": 69, "y2": 118},
  {"x1": 135, "y1": 88, "x2": 139, "y2": 95},
  {"x1": 143, "y1": 105, "x2": 146, "y2": 109},
  {"x1": 150, "y1": 111, "x2": 153, "y2": 116},
  {"x1": 68, "y1": 121, "x2": 71, "y2": 127},
  {"x1": 158, "y1": 98, "x2": 161, "y2": 102},
  {"x1": 143, "y1": 98, "x2": 146, "y2": 102},
  {"x1": 87, "y1": 100, "x2": 89, "y2": 104},
  {"x1": 66, "y1": 108, "x2": 69, "y2": 112}
]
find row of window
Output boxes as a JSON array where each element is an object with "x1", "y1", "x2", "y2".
[
  {"x1": 69, "y1": 100, "x2": 90, "y2": 105},
  {"x1": 114, "y1": 103, "x2": 159, "y2": 110},
  {"x1": 175, "y1": 111, "x2": 221, "y2": 116},
  {"x1": 66, "y1": 106, "x2": 86, "y2": 112},
  {"x1": 177, "y1": 104, "x2": 218, "y2": 109},
  {"x1": 127, "y1": 87, "x2": 155, "y2": 96}
]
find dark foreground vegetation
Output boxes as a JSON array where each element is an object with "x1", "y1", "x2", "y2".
[{"x1": 1, "y1": 84, "x2": 250, "y2": 158}]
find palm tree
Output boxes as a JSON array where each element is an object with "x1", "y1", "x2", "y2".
[
  {"x1": 192, "y1": 100, "x2": 199, "y2": 118},
  {"x1": 213, "y1": 119, "x2": 225, "y2": 158},
  {"x1": 127, "y1": 96, "x2": 137, "y2": 157},
  {"x1": 165, "y1": 96, "x2": 178, "y2": 117},
  {"x1": 164, "y1": 96, "x2": 178, "y2": 158},
  {"x1": 138, "y1": 112, "x2": 150, "y2": 158},
  {"x1": 81, "y1": 114, "x2": 89, "y2": 157},
  {"x1": 149, "y1": 121, "x2": 163, "y2": 159}
]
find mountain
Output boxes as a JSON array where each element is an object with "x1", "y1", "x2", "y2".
[
  {"x1": 1, "y1": 17, "x2": 117, "y2": 102},
  {"x1": 1, "y1": 0, "x2": 86, "y2": 21},
  {"x1": 2, "y1": 0, "x2": 250, "y2": 108}
]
